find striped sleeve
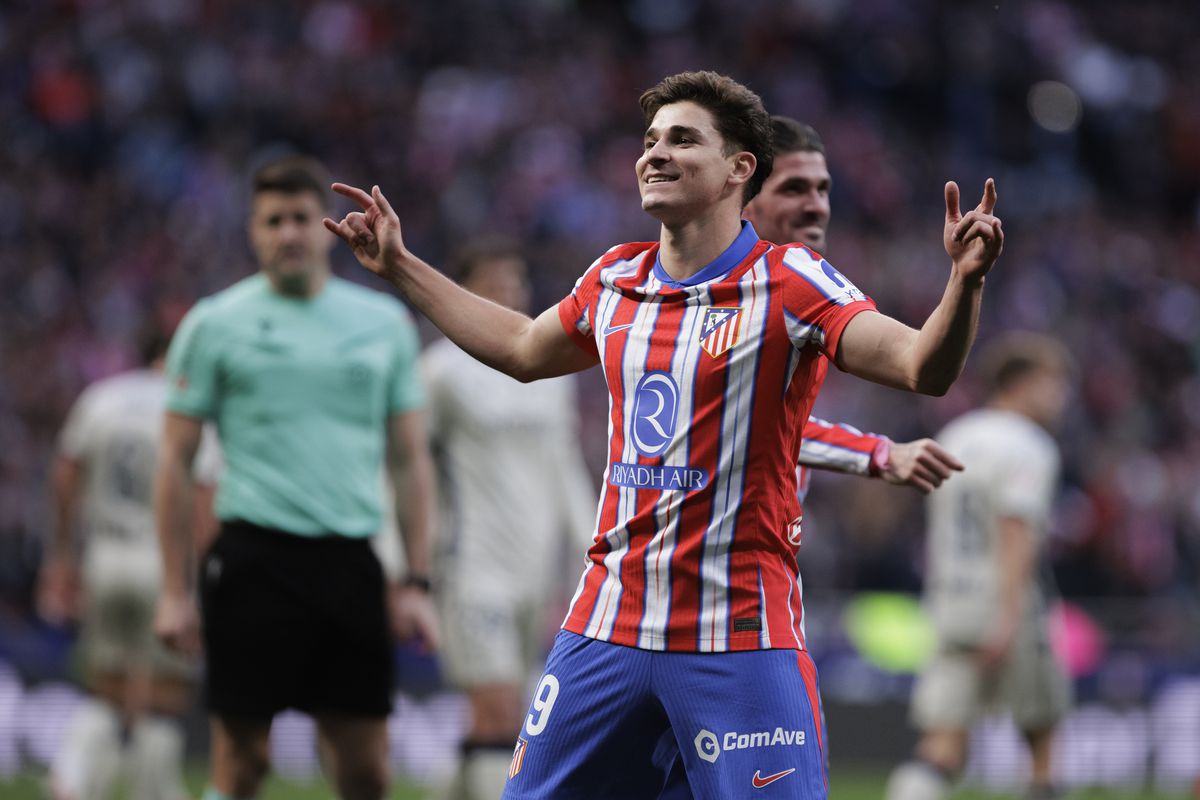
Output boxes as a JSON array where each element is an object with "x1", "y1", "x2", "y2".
[
  {"x1": 779, "y1": 245, "x2": 876, "y2": 359},
  {"x1": 797, "y1": 416, "x2": 884, "y2": 476}
]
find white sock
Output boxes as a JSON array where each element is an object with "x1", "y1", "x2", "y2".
[
  {"x1": 51, "y1": 698, "x2": 124, "y2": 800},
  {"x1": 127, "y1": 716, "x2": 188, "y2": 800},
  {"x1": 884, "y1": 760, "x2": 951, "y2": 800}
]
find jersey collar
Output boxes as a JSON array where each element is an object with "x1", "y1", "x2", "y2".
[{"x1": 652, "y1": 220, "x2": 761, "y2": 289}]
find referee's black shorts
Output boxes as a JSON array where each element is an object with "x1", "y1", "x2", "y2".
[{"x1": 199, "y1": 520, "x2": 393, "y2": 718}]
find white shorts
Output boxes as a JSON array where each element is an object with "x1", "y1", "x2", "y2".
[
  {"x1": 437, "y1": 584, "x2": 562, "y2": 689},
  {"x1": 81, "y1": 546, "x2": 193, "y2": 679},
  {"x1": 911, "y1": 623, "x2": 1071, "y2": 732}
]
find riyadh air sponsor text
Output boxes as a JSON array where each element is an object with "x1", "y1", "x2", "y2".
[{"x1": 609, "y1": 462, "x2": 708, "y2": 491}]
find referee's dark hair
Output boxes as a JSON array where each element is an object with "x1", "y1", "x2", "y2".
[{"x1": 251, "y1": 155, "x2": 332, "y2": 210}]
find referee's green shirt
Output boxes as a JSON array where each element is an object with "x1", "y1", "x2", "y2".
[{"x1": 166, "y1": 273, "x2": 424, "y2": 537}]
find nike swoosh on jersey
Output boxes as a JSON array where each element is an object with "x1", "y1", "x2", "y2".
[
  {"x1": 752, "y1": 768, "x2": 796, "y2": 788},
  {"x1": 603, "y1": 323, "x2": 635, "y2": 335}
]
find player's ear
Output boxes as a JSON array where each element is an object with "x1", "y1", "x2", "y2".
[{"x1": 729, "y1": 151, "x2": 756, "y2": 187}]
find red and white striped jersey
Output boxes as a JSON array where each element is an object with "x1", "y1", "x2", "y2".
[
  {"x1": 797, "y1": 413, "x2": 886, "y2": 501},
  {"x1": 556, "y1": 222, "x2": 876, "y2": 653}
]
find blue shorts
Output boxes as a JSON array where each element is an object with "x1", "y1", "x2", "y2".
[{"x1": 501, "y1": 631, "x2": 827, "y2": 799}]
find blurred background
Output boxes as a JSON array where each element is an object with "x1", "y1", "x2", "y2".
[{"x1": 1, "y1": 0, "x2": 1198, "y2": 796}]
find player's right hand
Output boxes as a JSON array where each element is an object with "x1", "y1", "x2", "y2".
[
  {"x1": 154, "y1": 591, "x2": 202, "y2": 657},
  {"x1": 324, "y1": 183, "x2": 406, "y2": 283}
]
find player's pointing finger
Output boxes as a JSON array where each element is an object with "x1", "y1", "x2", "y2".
[
  {"x1": 978, "y1": 178, "x2": 997, "y2": 214},
  {"x1": 332, "y1": 182, "x2": 375, "y2": 210},
  {"x1": 372, "y1": 185, "x2": 397, "y2": 218},
  {"x1": 944, "y1": 181, "x2": 961, "y2": 224}
]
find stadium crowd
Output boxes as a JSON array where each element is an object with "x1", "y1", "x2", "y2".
[{"x1": 2, "y1": 0, "x2": 1199, "y2": 683}]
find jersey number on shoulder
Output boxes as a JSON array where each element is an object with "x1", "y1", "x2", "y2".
[{"x1": 524, "y1": 674, "x2": 560, "y2": 737}]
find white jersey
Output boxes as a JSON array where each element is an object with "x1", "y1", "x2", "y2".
[
  {"x1": 925, "y1": 408, "x2": 1059, "y2": 645},
  {"x1": 59, "y1": 369, "x2": 219, "y2": 582},
  {"x1": 423, "y1": 339, "x2": 596, "y2": 597}
]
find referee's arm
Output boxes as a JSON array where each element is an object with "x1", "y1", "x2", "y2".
[
  {"x1": 153, "y1": 411, "x2": 206, "y2": 655},
  {"x1": 386, "y1": 409, "x2": 440, "y2": 649}
]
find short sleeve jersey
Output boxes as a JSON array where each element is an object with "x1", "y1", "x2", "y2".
[
  {"x1": 924, "y1": 408, "x2": 1060, "y2": 644},
  {"x1": 423, "y1": 339, "x2": 597, "y2": 597},
  {"x1": 59, "y1": 369, "x2": 220, "y2": 547},
  {"x1": 165, "y1": 274, "x2": 423, "y2": 537},
  {"x1": 556, "y1": 221, "x2": 876, "y2": 653}
]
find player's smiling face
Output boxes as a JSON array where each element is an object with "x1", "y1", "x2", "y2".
[
  {"x1": 745, "y1": 150, "x2": 832, "y2": 250},
  {"x1": 637, "y1": 101, "x2": 749, "y2": 224},
  {"x1": 249, "y1": 190, "x2": 334, "y2": 296}
]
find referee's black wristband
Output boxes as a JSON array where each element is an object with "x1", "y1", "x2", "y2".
[{"x1": 402, "y1": 575, "x2": 433, "y2": 593}]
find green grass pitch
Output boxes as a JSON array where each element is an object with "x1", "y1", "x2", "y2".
[{"x1": 0, "y1": 765, "x2": 1186, "y2": 798}]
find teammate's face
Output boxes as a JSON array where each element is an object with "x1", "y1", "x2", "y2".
[
  {"x1": 744, "y1": 150, "x2": 831, "y2": 250},
  {"x1": 464, "y1": 256, "x2": 532, "y2": 314},
  {"x1": 637, "y1": 101, "x2": 751, "y2": 224},
  {"x1": 249, "y1": 190, "x2": 334, "y2": 296}
]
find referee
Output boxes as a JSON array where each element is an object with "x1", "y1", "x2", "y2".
[{"x1": 153, "y1": 154, "x2": 438, "y2": 800}]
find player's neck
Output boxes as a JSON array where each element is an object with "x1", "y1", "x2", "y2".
[{"x1": 656, "y1": 211, "x2": 745, "y2": 282}]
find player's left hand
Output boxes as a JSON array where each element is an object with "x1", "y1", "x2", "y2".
[
  {"x1": 389, "y1": 583, "x2": 441, "y2": 653},
  {"x1": 881, "y1": 438, "x2": 964, "y2": 494},
  {"x1": 944, "y1": 178, "x2": 1004, "y2": 283}
]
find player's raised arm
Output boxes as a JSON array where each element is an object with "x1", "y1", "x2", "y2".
[
  {"x1": 835, "y1": 179, "x2": 1004, "y2": 395},
  {"x1": 324, "y1": 183, "x2": 596, "y2": 382}
]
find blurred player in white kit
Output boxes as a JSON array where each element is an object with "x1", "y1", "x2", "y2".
[
  {"x1": 424, "y1": 241, "x2": 597, "y2": 800},
  {"x1": 38, "y1": 318, "x2": 218, "y2": 800},
  {"x1": 886, "y1": 332, "x2": 1074, "y2": 800}
]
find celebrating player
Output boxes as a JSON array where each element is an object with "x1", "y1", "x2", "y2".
[
  {"x1": 40, "y1": 318, "x2": 217, "y2": 800},
  {"x1": 154, "y1": 155, "x2": 438, "y2": 800},
  {"x1": 425, "y1": 242, "x2": 597, "y2": 800},
  {"x1": 885, "y1": 333, "x2": 1073, "y2": 800},
  {"x1": 327, "y1": 70, "x2": 1003, "y2": 798}
]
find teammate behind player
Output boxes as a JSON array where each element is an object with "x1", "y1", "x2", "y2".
[
  {"x1": 885, "y1": 332, "x2": 1073, "y2": 800},
  {"x1": 326, "y1": 70, "x2": 1003, "y2": 798},
  {"x1": 749, "y1": 116, "x2": 963, "y2": 496},
  {"x1": 154, "y1": 155, "x2": 438, "y2": 800},
  {"x1": 39, "y1": 317, "x2": 217, "y2": 800},
  {"x1": 426, "y1": 241, "x2": 597, "y2": 800}
]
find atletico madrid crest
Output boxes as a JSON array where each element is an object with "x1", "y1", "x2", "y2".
[
  {"x1": 509, "y1": 737, "x2": 528, "y2": 779},
  {"x1": 700, "y1": 307, "x2": 743, "y2": 358}
]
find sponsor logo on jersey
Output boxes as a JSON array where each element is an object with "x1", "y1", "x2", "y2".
[
  {"x1": 752, "y1": 768, "x2": 796, "y2": 788},
  {"x1": 700, "y1": 307, "x2": 743, "y2": 358},
  {"x1": 609, "y1": 462, "x2": 708, "y2": 492},
  {"x1": 603, "y1": 322, "x2": 635, "y2": 336},
  {"x1": 787, "y1": 515, "x2": 803, "y2": 546},
  {"x1": 695, "y1": 730, "x2": 721, "y2": 763},
  {"x1": 631, "y1": 371, "x2": 679, "y2": 456},
  {"x1": 818, "y1": 259, "x2": 866, "y2": 302},
  {"x1": 693, "y1": 726, "x2": 807, "y2": 763},
  {"x1": 508, "y1": 737, "x2": 528, "y2": 779}
]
